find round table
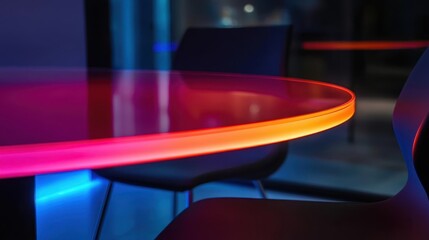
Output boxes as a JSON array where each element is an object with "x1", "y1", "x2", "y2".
[
  {"x1": 0, "y1": 69, "x2": 355, "y2": 178},
  {"x1": 0, "y1": 69, "x2": 354, "y2": 238}
]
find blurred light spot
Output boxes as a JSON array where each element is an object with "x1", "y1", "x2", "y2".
[
  {"x1": 221, "y1": 18, "x2": 233, "y2": 26},
  {"x1": 249, "y1": 103, "x2": 260, "y2": 115},
  {"x1": 244, "y1": 4, "x2": 254, "y2": 13},
  {"x1": 153, "y1": 42, "x2": 178, "y2": 52}
]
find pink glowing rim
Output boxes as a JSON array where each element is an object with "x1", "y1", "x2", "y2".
[{"x1": 0, "y1": 77, "x2": 355, "y2": 179}]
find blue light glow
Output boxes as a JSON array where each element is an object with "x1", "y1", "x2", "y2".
[
  {"x1": 153, "y1": 42, "x2": 178, "y2": 52},
  {"x1": 35, "y1": 170, "x2": 100, "y2": 203},
  {"x1": 154, "y1": 0, "x2": 171, "y2": 70},
  {"x1": 110, "y1": 0, "x2": 136, "y2": 68},
  {"x1": 36, "y1": 180, "x2": 102, "y2": 203}
]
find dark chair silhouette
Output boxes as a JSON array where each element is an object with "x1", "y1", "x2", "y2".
[
  {"x1": 172, "y1": 26, "x2": 291, "y2": 76},
  {"x1": 156, "y1": 49, "x2": 429, "y2": 240},
  {"x1": 93, "y1": 25, "x2": 292, "y2": 239}
]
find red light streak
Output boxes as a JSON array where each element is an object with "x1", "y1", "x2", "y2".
[{"x1": 302, "y1": 41, "x2": 429, "y2": 51}]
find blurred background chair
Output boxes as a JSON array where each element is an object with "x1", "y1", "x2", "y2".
[
  {"x1": 156, "y1": 48, "x2": 429, "y2": 240},
  {"x1": 173, "y1": 26, "x2": 291, "y2": 75},
  {"x1": 93, "y1": 25, "x2": 292, "y2": 239}
]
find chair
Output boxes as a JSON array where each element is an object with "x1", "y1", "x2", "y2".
[
  {"x1": 156, "y1": 49, "x2": 429, "y2": 240},
  {"x1": 172, "y1": 26, "x2": 291, "y2": 76},
  {"x1": 93, "y1": 25, "x2": 293, "y2": 239}
]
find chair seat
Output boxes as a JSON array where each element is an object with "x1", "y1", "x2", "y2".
[
  {"x1": 95, "y1": 142, "x2": 288, "y2": 192},
  {"x1": 157, "y1": 196, "x2": 429, "y2": 240}
]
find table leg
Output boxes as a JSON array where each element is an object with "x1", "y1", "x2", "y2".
[
  {"x1": 0, "y1": 177, "x2": 36, "y2": 240},
  {"x1": 348, "y1": 51, "x2": 365, "y2": 143}
]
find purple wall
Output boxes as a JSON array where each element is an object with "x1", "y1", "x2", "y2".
[{"x1": 0, "y1": 0, "x2": 86, "y2": 67}]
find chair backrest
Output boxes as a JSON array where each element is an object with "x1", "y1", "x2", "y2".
[
  {"x1": 172, "y1": 25, "x2": 292, "y2": 76},
  {"x1": 414, "y1": 114, "x2": 429, "y2": 198},
  {"x1": 393, "y1": 48, "x2": 429, "y2": 198},
  {"x1": 171, "y1": 25, "x2": 292, "y2": 181}
]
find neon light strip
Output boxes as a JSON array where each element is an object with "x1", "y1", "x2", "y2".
[
  {"x1": 302, "y1": 41, "x2": 429, "y2": 51},
  {"x1": 110, "y1": 0, "x2": 136, "y2": 68},
  {"x1": 154, "y1": 0, "x2": 171, "y2": 69},
  {"x1": 0, "y1": 78, "x2": 355, "y2": 179}
]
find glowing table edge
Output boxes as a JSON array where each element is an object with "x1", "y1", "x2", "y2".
[{"x1": 0, "y1": 76, "x2": 355, "y2": 179}]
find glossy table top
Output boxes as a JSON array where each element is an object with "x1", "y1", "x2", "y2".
[{"x1": 0, "y1": 69, "x2": 355, "y2": 178}]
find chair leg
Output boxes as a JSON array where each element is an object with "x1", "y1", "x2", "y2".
[
  {"x1": 93, "y1": 181, "x2": 114, "y2": 240},
  {"x1": 253, "y1": 180, "x2": 267, "y2": 199},
  {"x1": 186, "y1": 189, "x2": 193, "y2": 208},
  {"x1": 172, "y1": 191, "x2": 178, "y2": 217}
]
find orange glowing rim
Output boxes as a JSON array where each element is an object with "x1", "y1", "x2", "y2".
[
  {"x1": 0, "y1": 77, "x2": 355, "y2": 179},
  {"x1": 302, "y1": 41, "x2": 429, "y2": 50}
]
